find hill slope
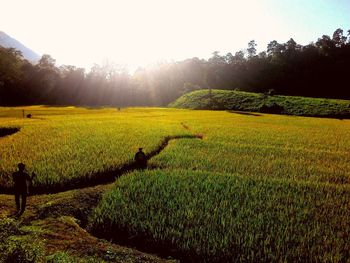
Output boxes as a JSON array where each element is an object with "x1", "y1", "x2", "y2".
[
  {"x1": 0, "y1": 31, "x2": 40, "y2": 62},
  {"x1": 169, "y1": 89, "x2": 350, "y2": 118}
]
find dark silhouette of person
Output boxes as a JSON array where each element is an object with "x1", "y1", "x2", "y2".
[
  {"x1": 134, "y1": 148, "x2": 147, "y2": 169},
  {"x1": 12, "y1": 163, "x2": 35, "y2": 216}
]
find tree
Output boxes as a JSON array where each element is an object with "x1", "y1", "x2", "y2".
[
  {"x1": 285, "y1": 38, "x2": 300, "y2": 51},
  {"x1": 58, "y1": 65, "x2": 85, "y2": 104},
  {"x1": 182, "y1": 82, "x2": 200, "y2": 93},
  {"x1": 208, "y1": 51, "x2": 226, "y2": 66},
  {"x1": 2, "y1": 27, "x2": 350, "y2": 106},
  {"x1": 332, "y1": 28, "x2": 347, "y2": 47},
  {"x1": 31, "y1": 54, "x2": 60, "y2": 103},
  {"x1": 224, "y1": 52, "x2": 234, "y2": 64},
  {"x1": 233, "y1": 51, "x2": 245, "y2": 63},
  {"x1": 0, "y1": 47, "x2": 24, "y2": 86},
  {"x1": 0, "y1": 47, "x2": 25, "y2": 104},
  {"x1": 316, "y1": 35, "x2": 335, "y2": 55},
  {"x1": 247, "y1": 40, "x2": 257, "y2": 58},
  {"x1": 267, "y1": 40, "x2": 284, "y2": 56},
  {"x1": 258, "y1": 51, "x2": 267, "y2": 59},
  {"x1": 38, "y1": 54, "x2": 56, "y2": 70}
]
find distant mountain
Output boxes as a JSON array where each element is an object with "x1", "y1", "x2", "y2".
[{"x1": 0, "y1": 31, "x2": 40, "y2": 63}]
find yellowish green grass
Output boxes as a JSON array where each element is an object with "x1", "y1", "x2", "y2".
[
  {"x1": 151, "y1": 111, "x2": 350, "y2": 184},
  {"x1": 89, "y1": 108, "x2": 349, "y2": 262},
  {"x1": 0, "y1": 106, "x2": 190, "y2": 190},
  {"x1": 1, "y1": 106, "x2": 349, "y2": 261},
  {"x1": 91, "y1": 170, "x2": 349, "y2": 262}
]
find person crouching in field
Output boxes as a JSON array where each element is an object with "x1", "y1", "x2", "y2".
[
  {"x1": 134, "y1": 148, "x2": 147, "y2": 169},
  {"x1": 12, "y1": 163, "x2": 35, "y2": 216}
]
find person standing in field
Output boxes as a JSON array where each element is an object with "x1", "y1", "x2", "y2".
[
  {"x1": 134, "y1": 148, "x2": 147, "y2": 169},
  {"x1": 12, "y1": 163, "x2": 35, "y2": 216}
]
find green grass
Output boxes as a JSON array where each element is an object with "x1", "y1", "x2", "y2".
[
  {"x1": 169, "y1": 89, "x2": 350, "y2": 118},
  {"x1": 1, "y1": 106, "x2": 349, "y2": 261},
  {"x1": 89, "y1": 108, "x2": 349, "y2": 262},
  {"x1": 91, "y1": 170, "x2": 349, "y2": 262},
  {"x1": 0, "y1": 218, "x2": 45, "y2": 262},
  {"x1": 154, "y1": 113, "x2": 350, "y2": 184},
  {"x1": 0, "y1": 106, "x2": 191, "y2": 190}
]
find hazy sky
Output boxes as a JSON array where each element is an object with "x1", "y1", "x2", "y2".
[{"x1": 1, "y1": 0, "x2": 349, "y2": 70}]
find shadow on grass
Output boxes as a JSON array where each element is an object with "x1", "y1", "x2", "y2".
[
  {"x1": 0, "y1": 127, "x2": 20, "y2": 137},
  {"x1": 228, "y1": 110, "x2": 262, "y2": 116}
]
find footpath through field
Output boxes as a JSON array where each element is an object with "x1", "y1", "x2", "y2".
[
  {"x1": 1, "y1": 107, "x2": 349, "y2": 262},
  {"x1": 0, "y1": 111, "x2": 202, "y2": 261}
]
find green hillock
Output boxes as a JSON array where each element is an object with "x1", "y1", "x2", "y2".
[{"x1": 169, "y1": 89, "x2": 350, "y2": 118}]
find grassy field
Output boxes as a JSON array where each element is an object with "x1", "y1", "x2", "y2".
[
  {"x1": 0, "y1": 106, "x2": 190, "y2": 191},
  {"x1": 1, "y1": 106, "x2": 349, "y2": 262},
  {"x1": 91, "y1": 170, "x2": 349, "y2": 262},
  {"x1": 170, "y1": 89, "x2": 350, "y2": 118}
]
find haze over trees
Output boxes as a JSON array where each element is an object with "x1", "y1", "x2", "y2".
[{"x1": 0, "y1": 28, "x2": 349, "y2": 106}]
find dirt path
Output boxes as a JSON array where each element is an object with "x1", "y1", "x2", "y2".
[
  {"x1": 0, "y1": 133, "x2": 202, "y2": 195},
  {"x1": 1, "y1": 184, "x2": 177, "y2": 262},
  {"x1": 0, "y1": 127, "x2": 202, "y2": 261}
]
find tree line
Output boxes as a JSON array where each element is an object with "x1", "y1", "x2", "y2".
[{"x1": 1, "y1": 28, "x2": 349, "y2": 106}]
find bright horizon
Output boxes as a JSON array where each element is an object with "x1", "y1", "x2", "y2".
[{"x1": 1, "y1": 0, "x2": 349, "y2": 71}]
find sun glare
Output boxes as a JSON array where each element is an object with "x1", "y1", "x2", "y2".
[{"x1": 1, "y1": 0, "x2": 349, "y2": 71}]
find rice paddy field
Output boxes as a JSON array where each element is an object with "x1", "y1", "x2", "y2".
[
  {"x1": 0, "y1": 107, "x2": 190, "y2": 191},
  {"x1": 1, "y1": 106, "x2": 349, "y2": 262}
]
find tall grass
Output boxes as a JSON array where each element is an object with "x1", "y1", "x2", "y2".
[
  {"x1": 0, "y1": 107, "x2": 190, "y2": 190},
  {"x1": 1, "y1": 106, "x2": 349, "y2": 261},
  {"x1": 91, "y1": 170, "x2": 350, "y2": 262},
  {"x1": 151, "y1": 110, "x2": 350, "y2": 184},
  {"x1": 89, "y1": 108, "x2": 350, "y2": 262}
]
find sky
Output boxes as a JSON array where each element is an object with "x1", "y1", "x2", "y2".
[{"x1": 1, "y1": 0, "x2": 349, "y2": 71}]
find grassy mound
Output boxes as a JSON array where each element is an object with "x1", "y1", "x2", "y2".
[{"x1": 169, "y1": 89, "x2": 350, "y2": 118}]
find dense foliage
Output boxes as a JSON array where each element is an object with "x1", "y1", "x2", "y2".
[
  {"x1": 170, "y1": 89, "x2": 350, "y2": 118},
  {"x1": 0, "y1": 28, "x2": 349, "y2": 106}
]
